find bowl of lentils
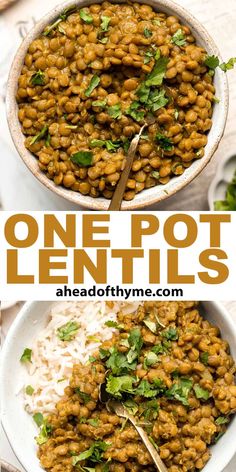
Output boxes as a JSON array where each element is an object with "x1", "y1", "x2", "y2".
[{"x1": 7, "y1": 0, "x2": 228, "y2": 209}]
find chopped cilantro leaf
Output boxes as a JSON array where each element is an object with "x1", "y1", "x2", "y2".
[
  {"x1": 214, "y1": 431, "x2": 225, "y2": 443},
  {"x1": 107, "y1": 104, "x2": 122, "y2": 119},
  {"x1": 144, "y1": 28, "x2": 153, "y2": 38},
  {"x1": 126, "y1": 101, "x2": 145, "y2": 122},
  {"x1": 33, "y1": 412, "x2": 44, "y2": 427},
  {"x1": 26, "y1": 385, "x2": 34, "y2": 395},
  {"x1": 100, "y1": 16, "x2": 111, "y2": 32},
  {"x1": 106, "y1": 374, "x2": 135, "y2": 398},
  {"x1": 166, "y1": 378, "x2": 193, "y2": 405},
  {"x1": 171, "y1": 29, "x2": 186, "y2": 47},
  {"x1": 72, "y1": 440, "x2": 110, "y2": 464},
  {"x1": 144, "y1": 351, "x2": 159, "y2": 369},
  {"x1": 104, "y1": 320, "x2": 124, "y2": 329},
  {"x1": 155, "y1": 133, "x2": 173, "y2": 151},
  {"x1": 200, "y1": 352, "x2": 209, "y2": 365},
  {"x1": 162, "y1": 327, "x2": 178, "y2": 341},
  {"x1": 143, "y1": 319, "x2": 157, "y2": 333},
  {"x1": 35, "y1": 417, "x2": 52, "y2": 445},
  {"x1": 204, "y1": 55, "x2": 220, "y2": 70},
  {"x1": 220, "y1": 57, "x2": 236, "y2": 71},
  {"x1": 90, "y1": 138, "x2": 122, "y2": 152},
  {"x1": 145, "y1": 57, "x2": 169, "y2": 87},
  {"x1": 123, "y1": 399, "x2": 139, "y2": 415},
  {"x1": 20, "y1": 348, "x2": 32, "y2": 363},
  {"x1": 71, "y1": 151, "x2": 93, "y2": 167},
  {"x1": 193, "y1": 384, "x2": 210, "y2": 401},
  {"x1": 85, "y1": 75, "x2": 100, "y2": 97},
  {"x1": 80, "y1": 9, "x2": 93, "y2": 24},
  {"x1": 92, "y1": 99, "x2": 107, "y2": 107},
  {"x1": 31, "y1": 70, "x2": 45, "y2": 86},
  {"x1": 57, "y1": 321, "x2": 79, "y2": 341},
  {"x1": 75, "y1": 388, "x2": 91, "y2": 404},
  {"x1": 30, "y1": 125, "x2": 49, "y2": 146},
  {"x1": 215, "y1": 416, "x2": 229, "y2": 425},
  {"x1": 214, "y1": 169, "x2": 236, "y2": 210}
]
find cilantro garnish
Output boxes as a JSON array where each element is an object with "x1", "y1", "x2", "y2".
[
  {"x1": 71, "y1": 151, "x2": 93, "y2": 167},
  {"x1": 145, "y1": 57, "x2": 169, "y2": 87},
  {"x1": 126, "y1": 101, "x2": 145, "y2": 122},
  {"x1": 80, "y1": 9, "x2": 93, "y2": 24},
  {"x1": 155, "y1": 133, "x2": 173, "y2": 151},
  {"x1": 171, "y1": 29, "x2": 186, "y2": 47},
  {"x1": 72, "y1": 440, "x2": 110, "y2": 464},
  {"x1": 166, "y1": 378, "x2": 193, "y2": 405},
  {"x1": 26, "y1": 385, "x2": 34, "y2": 395},
  {"x1": 193, "y1": 384, "x2": 210, "y2": 401},
  {"x1": 20, "y1": 348, "x2": 32, "y2": 363},
  {"x1": 143, "y1": 319, "x2": 157, "y2": 333},
  {"x1": 34, "y1": 414, "x2": 52, "y2": 445},
  {"x1": 75, "y1": 388, "x2": 92, "y2": 404},
  {"x1": 123, "y1": 399, "x2": 139, "y2": 415},
  {"x1": 100, "y1": 16, "x2": 111, "y2": 32},
  {"x1": 162, "y1": 327, "x2": 178, "y2": 341},
  {"x1": 104, "y1": 320, "x2": 124, "y2": 329},
  {"x1": 215, "y1": 416, "x2": 229, "y2": 425},
  {"x1": 85, "y1": 75, "x2": 100, "y2": 97},
  {"x1": 214, "y1": 169, "x2": 236, "y2": 210},
  {"x1": 107, "y1": 104, "x2": 122, "y2": 119},
  {"x1": 90, "y1": 139, "x2": 122, "y2": 152},
  {"x1": 30, "y1": 125, "x2": 50, "y2": 146},
  {"x1": 135, "y1": 378, "x2": 165, "y2": 398},
  {"x1": 57, "y1": 321, "x2": 79, "y2": 341},
  {"x1": 106, "y1": 374, "x2": 135, "y2": 398},
  {"x1": 141, "y1": 399, "x2": 159, "y2": 420},
  {"x1": 204, "y1": 55, "x2": 220, "y2": 70},
  {"x1": 31, "y1": 70, "x2": 45, "y2": 86},
  {"x1": 220, "y1": 57, "x2": 236, "y2": 71},
  {"x1": 144, "y1": 28, "x2": 153, "y2": 38},
  {"x1": 33, "y1": 412, "x2": 44, "y2": 427},
  {"x1": 43, "y1": 6, "x2": 77, "y2": 35},
  {"x1": 144, "y1": 351, "x2": 159, "y2": 369},
  {"x1": 200, "y1": 352, "x2": 209, "y2": 365},
  {"x1": 92, "y1": 99, "x2": 107, "y2": 108}
]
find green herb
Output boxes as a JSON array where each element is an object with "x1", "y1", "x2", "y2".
[
  {"x1": 126, "y1": 101, "x2": 145, "y2": 122},
  {"x1": 144, "y1": 351, "x2": 159, "y2": 369},
  {"x1": 90, "y1": 139, "x2": 122, "y2": 152},
  {"x1": 87, "y1": 418, "x2": 99, "y2": 427},
  {"x1": 214, "y1": 169, "x2": 236, "y2": 210},
  {"x1": 123, "y1": 399, "x2": 139, "y2": 415},
  {"x1": 30, "y1": 125, "x2": 49, "y2": 146},
  {"x1": 20, "y1": 348, "x2": 32, "y2": 363},
  {"x1": 200, "y1": 352, "x2": 209, "y2": 365},
  {"x1": 212, "y1": 96, "x2": 220, "y2": 103},
  {"x1": 57, "y1": 321, "x2": 79, "y2": 341},
  {"x1": 104, "y1": 320, "x2": 124, "y2": 329},
  {"x1": 31, "y1": 70, "x2": 45, "y2": 86},
  {"x1": 152, "y1": 171, "x2": 160, "y2": 180},
  {"x1": 141, "y1": 399, "x2": 159, "y2": 420},
  {"x1": 144, "y1": 51, "x2": 154, "y2": 64},
  {"x1": 220, "y1": 57, "x2": 236, "y2": 71},
  {"x1": 105, "y1": 348, "x2": 136, "y2": 375},
  {"x1": 193, "y1": 384, "x2": 209, "y2": 400},
  {"x1": 99, "y1": 348, "x2": 110, "y2": 359},
  {"x1": 36, "y1": 421, "x2": 52, "y2": 445},
  {"x1": 33, "y1": 412, "x2": 44, "y2": 427},
  {"x1": 174, "y1": 109, "x2": 179, "y2": 120},
  {"x1": 143, "y1": 319, "x2": 157, "y2": 333},
  {"x1": 107, "y1": 104, "x2": 122, "y2": 119},
  {"x1": 145, "y1": 57, "x2": 169, "y2": 87},
  {"x1": 166, "y1": 378, "x2": 193, "y2": 406},
  {"x1": 85, "y1": 75, "x2": 100, "y2": 97},
  {"x1": 148, "y1": 88, "x2": 168, "y2": 112},
  {"x1": 89, "y1": 355, "x2": 97, "y2": 363},
  {"x1": 75, "y1": 388, "x2": 91, "y2": 404},
  {"x1": 155, "y1": 133, "x2": 173, "y2": 151},
  {"x1": 99, "y1": 37, "x2": 108, "y2": 44},
  {"x1": 72, "y1": 440, "x2": 110, "y2": 464},
  {"x1": 171, "y1": 29, "x2": 186, "y2": 47},
  {"x1": 106, "y1": 374, "x2": 135, "y2": 398},
  {"x1": 162, "y1": 327, "x2": 178, "y2": 341},
  {"x1": 87, "y1": 335, "x2": 100, "y2": 342},
  {"x1": 215, "y1": 416, "x2": 229, "y2": 425},
  {"x1": 80, "y1": 9, "x2": 93, "y2": 24},
  {"x1": 204, "y1": 55, "x2": 220, "y2": 70},
  {"x1": 135, "y1": 379, "x2": 164, "y2": 398},
  {"x1": 144, "y1": 28, "x2": 153, "y2": 38},
  {"x1": 92, "y1": 99, "x2": 107, "y2": 108},
  {"x1": 71, "y1": 151, "x2": 93, "y2": 167},
  {"x1": 151, "y1": 343, "x2": 168, "y2": 355},
  {"x1": 214, "y1": 431, "x2": 225, "y2": 443},
  {"x1": 100, "y1": 16, "x2": 111, "y2": 32},
  {"x1": 153, "y1": 19, "x2": 161, "y2": 26},
  {"x1": 149, "y1": 436, "x2": 159, "y2": 450},
  {"x1": 26, "y1": 385, "x2": 34, "y2": 395},
  {"x1": 43, "y1": 6, "x2": 77, "y2": 35}
]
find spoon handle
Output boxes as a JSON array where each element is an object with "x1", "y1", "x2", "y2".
[
  {"x1": 108, "y1": 125, "x2": 145, "y2": 211},
  {"x1": 128, "y1": 414, "x2": 168, "y2": 472}
]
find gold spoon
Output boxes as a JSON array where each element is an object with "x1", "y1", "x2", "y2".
[
  {"x1": 106, "y1": 399, "x2": 168, "y2": 472},
  {"x1": 108, "y1": 118, "x2": 154, "y2": 211},
  {"x1": 99, "y1": 384, "x2": 168, "y2": 472}
]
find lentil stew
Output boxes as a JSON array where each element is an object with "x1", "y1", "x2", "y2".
[
  {"x1": 37, "y1": 301, "x2": 236, "y2": 471},
  {"x1": 16, "y1": 2, "x2": 216, "y2": 201}
]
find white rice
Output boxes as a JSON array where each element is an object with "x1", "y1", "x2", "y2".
[{"x1": 23, "y1": 301, "x2": 140, "y2": 415}]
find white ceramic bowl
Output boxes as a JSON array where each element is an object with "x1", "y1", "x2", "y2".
[
  {"x1": 1, "y1": 301, "x2": 236, "y2": 472},
  {"x1": 208, "y1": 154, "x2": 236, "y2": 211},
  {"x1": 6, "y1": 0, "x2": 228, "y2": 210}
]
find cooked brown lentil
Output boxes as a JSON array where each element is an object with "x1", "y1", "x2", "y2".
[
  {"x1": 37, "y1": 301, "x2": 236, "y2": 472},
  {"x1": 17, "y1": 3, "x2": 215, "y2": 200}
]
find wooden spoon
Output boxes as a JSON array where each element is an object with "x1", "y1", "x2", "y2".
[{"x1": 108, "y1": 118, "x2": 154, "y2": 211}]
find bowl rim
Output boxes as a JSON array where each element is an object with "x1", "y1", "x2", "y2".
[
  {"x1": 1, "y1": 300, "x2": 236, "y2": 472},
  {"x1": 6, "y1": 0, "x2": 229, "y2": 210}
]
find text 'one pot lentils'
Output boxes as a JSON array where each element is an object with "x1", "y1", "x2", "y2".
[
  {"x1": 33, "y1": 302, "x2": 236, "y2": 472},
  {"x1": 17, "y1": 2, "x2": 217, "y2": 201}
]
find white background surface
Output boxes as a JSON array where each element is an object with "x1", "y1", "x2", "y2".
[{"x1": 0, "y1": 0, "x2": 236, "y2": 210}]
